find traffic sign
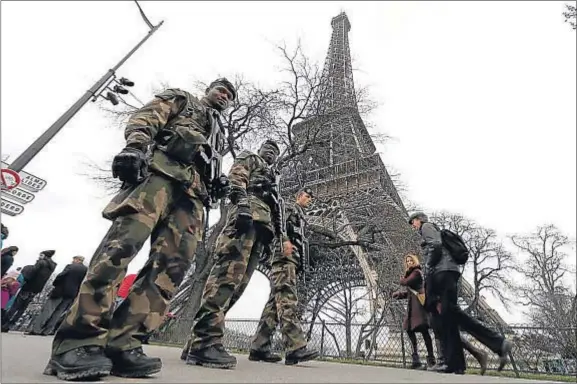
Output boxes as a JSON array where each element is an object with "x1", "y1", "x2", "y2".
[
  {"x1": 1, "y1": 162, "x2": 47, "y2": 192},
  {"x1": 0, "y1": 168, "x2": 21, "y2": 191},
  {"x1": 2, "y1": 187, "x2": 35, "y2": 204},
  {"x1": 1, "y1": 197, "x2": 24, "y2": 216},
  {"x1": 1, "y1": 161, "x2": 46, "y2": 216}
]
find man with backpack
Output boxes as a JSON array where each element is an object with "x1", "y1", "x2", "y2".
[{"x1": 408, "y1": 212, "x2": 512, "y2": 374}]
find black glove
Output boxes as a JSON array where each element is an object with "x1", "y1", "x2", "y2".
[
  {"x1": 112, "y1": 147, "x2": 148, "y2": 184},
  {"x1": 235, "y1": 199, "x2": 253, "y2": 235},
  {"x1": 211, "y1": 174, "x2": 230, "y2": 200},
  {"x1": 229, "y1": 186, "x2": 246, "y2": 205}
]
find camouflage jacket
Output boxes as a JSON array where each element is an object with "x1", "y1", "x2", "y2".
[
  {"x1": 124, "y1": 88, "x2": 223, "y2": 200},
  {"x1": 228, "y1": 150, "x2": 277, "y2": 227},
  {"x1": 272, "y1": 201, "x2": 306, "y2": 266}
]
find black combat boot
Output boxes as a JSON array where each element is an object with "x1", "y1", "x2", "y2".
[
  {"x1": 105, "y1": 347, "x2": 162, "y2": 378},
  {"x1": 249, "y1": 349, "x2": 282, "y2": 363},
  {"x1": 285, "y1": 346, "x2": 320, "y2": 366},
  {"x1": 410, "y1": 352, "x2": 423, "y2": 369},
  {"x1": 186, "y1": 344, "x2": 237, "y2": 369},
  {"x1": 43, "y1": 346, "x2": 113, "y2": 381}
]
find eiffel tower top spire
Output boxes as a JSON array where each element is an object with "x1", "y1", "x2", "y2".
[{"x1": 320, "y1": 11, "x2": 357, "y2": 112}]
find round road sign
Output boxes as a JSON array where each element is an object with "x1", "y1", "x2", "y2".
[{"x1": 1, "y1": 168, "x2": 21, "y2": 191}]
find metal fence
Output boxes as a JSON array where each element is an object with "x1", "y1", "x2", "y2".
[{"x1": 151, "y1": 318, "x2": 577, "y2": 378}]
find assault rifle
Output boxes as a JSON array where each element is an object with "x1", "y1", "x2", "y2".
[
  {"x1": 200, "y1": 111, "x2": 227, "y2": 242},
  {"x1": 270, "y1": 164, "x2": 286, "y2": 255}
]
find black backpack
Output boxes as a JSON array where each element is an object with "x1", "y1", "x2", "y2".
[{"x1": 440, "y1": 228, "x2": 469, "y2": 265}]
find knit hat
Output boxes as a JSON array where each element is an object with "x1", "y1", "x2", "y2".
[{"x1": 41, "y1": 250, "x2": 55, "y2": 258}]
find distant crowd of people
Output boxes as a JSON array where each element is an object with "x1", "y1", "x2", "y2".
[{"x1": 1, "y1": 223, "x2": 87, "y2": 334}]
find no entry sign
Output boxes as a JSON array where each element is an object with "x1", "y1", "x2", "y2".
[{"x1": 0, "y1": 168, "x2": 21, "y2": 191}]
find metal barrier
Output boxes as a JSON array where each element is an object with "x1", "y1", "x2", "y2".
[{"x1": 151, "y1": 318, "x2": 577, "y2": 377}]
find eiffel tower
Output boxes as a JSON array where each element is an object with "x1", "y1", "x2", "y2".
[
  {"x1": 256, "y1": 11, "x2": 508, "y2": 329},
  {"x1": 167, "y1": 11, "x2": 507, "y2": 338}
]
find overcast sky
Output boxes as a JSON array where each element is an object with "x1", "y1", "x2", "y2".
[{"x1": 1, "y1": 1, "x2": 575, "y2": 324}]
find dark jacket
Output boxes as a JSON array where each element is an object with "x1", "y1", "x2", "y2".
[
  {"x1": 1, "y1": 247, "x2": 18, "y2": 278},
  {"x1": 394, "y1": 265, "x2": 429, "y2": 331},
  {"x1": 419, "y1": 222, "x2": 460, "y2": 276},
  {"x1": 21, "y1": 257, "x2": 57, "y2": 294},
  {"x1": 50, "y1": 262, "x2": 88, "y2": 299}
]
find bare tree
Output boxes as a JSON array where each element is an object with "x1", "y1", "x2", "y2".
[
  {"x1": 510, "y1": 224, "x2": 577, "y2": 358},
  {"x1": 563, "y1": 3, "x2": 576, "y2": 30},
  {"x1": 509, "y1": 224, "x2": 575, "y2": 323},
  {"x1": 431, "y1": 211, "x2": 514, "y2": 314}
]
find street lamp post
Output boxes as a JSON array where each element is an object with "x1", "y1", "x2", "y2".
[{"x1": 8, "y1": 18, "x2": 163, "y2": 173}]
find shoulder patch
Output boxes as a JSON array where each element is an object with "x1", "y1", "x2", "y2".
[{"x1": 154, "y1": 88, "x2": 190, "y2": 101}]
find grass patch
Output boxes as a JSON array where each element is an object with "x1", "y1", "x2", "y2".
[{"x1": 316, "y1": 356, "x2": 574, "y2": 382}]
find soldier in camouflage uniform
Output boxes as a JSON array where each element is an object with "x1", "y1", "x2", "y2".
[
  {"x1": 248, "y1": 187, "x2": 319, "y2": 365},
  {"x1": 184, "y1": 140, "x2": 294, "y2": 369},
  {"x1": 44, "y1": 78, "x2": 236, "y2": 381},
  {"x1": 179, "y1": 242, "x2": 262, "y2": 361}
]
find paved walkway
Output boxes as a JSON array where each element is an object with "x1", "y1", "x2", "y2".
[{"x1": 1, "y1": 332, "x2": 561, "y2": 383}]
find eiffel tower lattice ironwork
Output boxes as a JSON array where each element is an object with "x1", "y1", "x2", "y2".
[
  {"x1": 254, "y1": 11, "x2": 509, "y2": 329},
  {"x1": 167, "y1": 11, "x2": 508, "y2": 339}
]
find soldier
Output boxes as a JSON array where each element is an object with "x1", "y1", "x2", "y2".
[
  {"x1": 43, "y1": 78, "x2": 236, "y2": 381},
  {"x1": 184, "y1": 139, "x2": 294, "y2": 369},
  {"x1": 249, "y1": 187, "x2": 319, "y2": 365}
]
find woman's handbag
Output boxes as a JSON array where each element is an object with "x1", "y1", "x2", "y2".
[{"x1": 407, "y1": 287, "x2": 426, "y2": 306}]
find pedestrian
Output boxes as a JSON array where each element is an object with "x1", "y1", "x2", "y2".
[
  {"x1": 409, "y1": 212, "x2": 512, "y2": 374},
  {"x1": 249, "y1": 187, "x2": 319, "y2": 366},
  {"x1": 5, "y1": 267, "x2": 24, "y2": 311},
  {"x1": 43, "y1": 78, "x2": 236, "y2": 381},
  {"x1": 1, "y1": 272, "x2": 21, "y2": 331},
  {"x1": 392, "y1": 254, "x2": 436, "y2": 370},
  {"x1": 2, "y1": 250, "x2": 57, "y2": 332},
  {"x1": 1, "y1": 245, "x2": 19, "y2": 278},
  {"x1": 1, "y1": 223, "x2": 8, "y2": 248},
  {"x1": 184, "y1": 140, "x2": 294, "y2": 369},
  {"x1": 28, "y1": 256, "x2": 87, "y2": 336}
]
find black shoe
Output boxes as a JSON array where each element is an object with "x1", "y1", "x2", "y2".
[
  {"x1": 441, "y1": 366, "x2": 465, "y2": 374},
  {"x1": 43, "y1": 346, "x2": 112, "y2": 381},
  {"x1": 186, "y1": 344, "x2": 237, "y2": 369},
  {"x1": 285, "y1": 347, "x2": 319, "y2": 366},
  {"x1": 426, "y1": 355, "x2": 436, "y2": 369},
  {"x1": 249, "y1": 349, "x2": 282, "y2": 363},
  {"x1": 105, "y1": 347, "x2": 162, "y2": 378},
  {"x1": 410, "y1": 353, "x2": 423, "y2": 369},
  {"x1": 498, "y1": 340, "x2": 512, "y2": 371}
]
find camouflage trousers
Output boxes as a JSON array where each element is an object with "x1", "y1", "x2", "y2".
[
  {"x1": 51, "y1": 173, "x2": 205, "y2": 355},
  {"x1": 180, "y1": 242, "x2": 262, "y2": 356},
  {"x1": 250, "y1": 261, "x2": 307, "y2": 353},
  {"x1": 187, "y1": 210, "x2": 273, "y2": 351}
]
